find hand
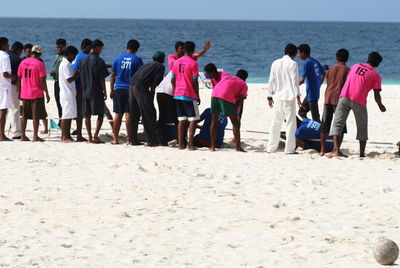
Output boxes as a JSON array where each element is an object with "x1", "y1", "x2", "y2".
[
  {"x1": 197, "y1": 99, "x2": 201, "y2": 105},
  {"x1": 110, "y1": 90, "x2": 114, "y2": 99},
  {"x1": 46, "y1": 93, "x2": 50, "y2": 103},
  {"x1": 204, "y1": 40, "x2": 211, "y2": 51},
  {"x1": 268, "y1": 98, "x2": 274, "y2": 108},
  {"x1": 297, "y1": 100, "x2": 303, "y2": 108},
  {"x1": 103, "y1": 91, "x2": 107, "y2": 101},
  {"x1": 379, "y1": 104, "x2": 386, "y2": 112},
  {"x1": 50, "y1": 71, "x2": 55, "y2": 78}
]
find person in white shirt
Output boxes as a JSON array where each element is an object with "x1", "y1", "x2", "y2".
[
  {"x1": 59, "y1": 46, "x2": 80, "y2": 143},
  {"x1": 0, "y1": 37, "x2": 14, "y2": 141},
  {"x1": 267, "y1": 43, "x2": 302, "y2": 154}
]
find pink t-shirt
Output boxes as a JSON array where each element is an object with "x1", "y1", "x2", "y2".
[
  {"x1": 172, "y1": 56, "x2": 199, "y2": 99},
  {"x1": 340, "y1": 63, "x2": 381, "y2": 106},
  {"x1": 168, "y1": 54, "x2": 178, "y2": 71},
  {"x1": 211, "y1": 72, "x2": 248, "y2": 104},
  {"x1": 18, "y1": 58, "x2": 47, "y2": 99}
]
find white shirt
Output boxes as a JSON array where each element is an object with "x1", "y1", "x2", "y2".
[
  {"x1": 155, "y1": 71, "x2": 174, "y2": 96},
  {"x1": 0, "y1": 50, "x2": 12, "y2": 90},
  {"x1": 268, "y1": 55, "x2": 300, "y2": 101},
  {"x1": 59, "y1": 57, "x2": 76, "y2": 100}
]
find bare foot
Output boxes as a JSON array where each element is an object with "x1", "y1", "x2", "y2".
[
  {"x1": 32, "y1": 137, "x2": 45, "y2": 142},
  {"x1": 187, "y1": 145, "x2": 197, "y2": 151},
  {"x1": 111, "y1": 138, "x2": 119, "y2": 145},
  {"x1": 236, "y1": 147, "x2": 247, "y2": 152},
  {"x1": 319, "y1": 151, "x2": 325, "y2": 156},
  {"x1": 21, "y1": 136, "x2": 30, "y2": 142},
  {"x1": 61, "y1": 138, "x2": 75, "y2": 143},
  {"x1": 92, "y1": 137, "x2": 105, "y2": 144},
  {"x1": 76, "y1": 136, "x2": 88, "y2": 142},
  {"x1": 40, "y1": 130, "x2": 48, "y2": 135},
  {"x1": 127, "y1": 140, "x2": 143, "y2": 146},
  {"x1": 178, "y1": 145, "x2": 186, "y2": 150},
  {"x1": 209, "y1": 147, "x2": 216, "y2": 152},
  {"x1": 326, "y1": 151, "x2": 348, "y2": 158}
]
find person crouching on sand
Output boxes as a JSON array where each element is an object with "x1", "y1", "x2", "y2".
[{"x1": 204, "y1": 63, "x2": 248, "y2": 152}]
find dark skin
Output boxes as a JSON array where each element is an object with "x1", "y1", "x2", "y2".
[
  {"x1": 319, "y1": 60, "x2": 347, "y2": 156},
  {"x1": 60, "y1": 53, "x2": 80, "y2": 143},
  {"x1": 327, "y1": 89, "x2": 386, "y2": 158},
  {"x1": 110, "y1": 48, "x2": 137, "y2": 145},
  {"x1": 171, "y1": 50, "x2": 199, "y2": 150},
  {"x1": 50, "y1": 44, "x2": 66, "y2": 78},
  {"x1": 205, "y1": 70, "x2": 246, "y2": 152},
  {"x1": 18, "y1": 53, "x2": 50, "y2": 142},
  {"x1": 83, "y1": 46, "x2": 107, "y2": 144},
  {"x1": 175, "y1": 40, "x2": 211, "y2": 60}
]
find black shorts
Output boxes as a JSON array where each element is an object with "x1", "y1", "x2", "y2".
[
  {"x1": 113, "y1": 90, "x2": 130, "y2": 114},
  {"x1": 21, "y1": 98, "x2": 48, "y2": 120},
  {"x1": 320, "y1": 104, "x2": 347, "y2": 134},
  {"x1": 83, "y1": 98, "x2": 105, "y2": 116},
  {"x1": 175, "y1": 99, "x2": 200, "y2": 121}
]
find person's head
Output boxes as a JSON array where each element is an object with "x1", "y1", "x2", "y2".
[
  {"x1": 367, "y1": 52, "x2": 383, "y2": 68},
  {"x1": 0, "y1": 37, "x2": 9, "y2": 51},
  {"x1": 236, "y1": 69, "x2": 248, "y2": 81},
  {"x1": 284, "y1": 43, "x2": 297, "y2": 58},
  {"x1": 31, "y1": 45, "x2": 42, "y2": 58},
  {"x1": 127, "y1": 39, "x2": 140, "y2": 53},
  {"x1": 56, "y1": 38, "x2": 67, "y2": 54},
  {"x1": 11, "y1": 41, "x2": 23, "y2": 56},
  {"x1": 24, "y1": 43, "x2": 33, "y2": 57},
  {"x1": 297, "y1": 44, "x2": 311, "y2": 60},
  {"x1": 204, "y1": 63, "x2": 219, "y2": 79},
  {"x1": 152, "y1": 51, "x2": 165, "y2": 64},
  {"x1": 81, "y1": 38, "x2": 92, "y2": 53},
  {"x1": 336, "y1": 48, "x2": 349, "y2": 63},
  {"x1": 64, "y1": 46, "x2": 79, "y2": 62},
  {"x1": 91, "y1": 39, "x2": 104, "y2": 54},
  {"x1": 184, "y1": 41, "x2": 195, "y2": 56},
  {"x1": 175, "y1": 41, "x2": 184, "y2": 57}
]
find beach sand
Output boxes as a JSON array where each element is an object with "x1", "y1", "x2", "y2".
[{"x1": 0, "y1": 82, "x2": 399, "y2": 267}]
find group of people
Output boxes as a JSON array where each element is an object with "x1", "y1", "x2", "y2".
[{"x1": 0, "y1": 36, "x2": 397, "y2": 156}]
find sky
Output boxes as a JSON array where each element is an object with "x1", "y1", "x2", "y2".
[{"x1": 1, "y1": 0, "x2": 400, "y2": 22}]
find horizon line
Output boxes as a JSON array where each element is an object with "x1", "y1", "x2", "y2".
[{"x1": 0, "y1": 16, "x2": 400, "y2": 24}]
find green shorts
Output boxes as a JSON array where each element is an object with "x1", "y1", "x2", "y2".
[{"x1": 211, "y1": 97, "x2": 237, "y2": 115}]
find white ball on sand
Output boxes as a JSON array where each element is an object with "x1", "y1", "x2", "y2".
[{"x1": 373, "y1": 238, "x2": 399, "y2": 265}]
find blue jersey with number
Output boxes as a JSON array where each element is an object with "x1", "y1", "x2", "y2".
[
  {"x1": 112, "y1": 53, "x2": 143, "y2": 90},
  {"x1": 198, "y1": 108, "x2": 227, "y2": 147},
  {"x1": 295, "y1": 119, "x2": 333, "y2": 152},
  {"x1": 302, "y1": 57, "x2": 325, "y2": 101}
]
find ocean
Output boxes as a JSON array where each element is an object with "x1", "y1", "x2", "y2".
[{"x1": 1, "y1": 18, "x2": 400, "y2": 83}]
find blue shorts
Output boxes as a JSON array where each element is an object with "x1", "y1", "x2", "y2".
[
  {"x1": 113, "y1": 90, "x2": 129, "y2": 114},
  {"x1": 175, "y1": 100, "x2": 200, "y2": 121}
]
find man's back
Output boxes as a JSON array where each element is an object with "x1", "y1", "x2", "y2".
[
  {"x1": 303, "y1": 57, "x2": 324, "y2": 101},
  {"x1": 340, "y1": 63, "x2": 381, "y2": 106},
  {"x1": 212, "y1": 72, "x2": 248, "y2": 104},
  {"x1": 131, "y1": 61, "x2": 165, "y2": 90},
  {"x1": 18, "y1": 57, "x2": 46, "y2": 99},
  {"x1": 325, "y1": 64, "x2": 350, "y2": 105},
  {"x1": 112, "y1": 53, "x2": 143, "y2": 90},
  {"x1": 80, "y1": 53, "x2": 108, "y2": 99},
  {"x1": 172, "y1": 56, "x2": 199, "y2": 99},
  {"x1": 6, "y1": 51, "x2": 21, "y2": 78},
  {"x1": 268, "y1": 55, "x2": 300, "y2": 101}
]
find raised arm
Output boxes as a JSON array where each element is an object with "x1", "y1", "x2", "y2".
[{"x1": 193, "y1": 40, "x2": 211, "y2": 59}]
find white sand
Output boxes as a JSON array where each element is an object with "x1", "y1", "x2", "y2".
[{"x1": 0, "y1": 81, "x2": 399, "y2": 267}]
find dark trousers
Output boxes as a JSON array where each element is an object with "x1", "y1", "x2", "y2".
[
  {"x1": 298, "y1": 97, "x2": 320, "y2": 122},
  {"x1": 157, "y1": 93, "x2": 177, "y2": 145},
  {"x1": 54, "y1": 81, "x2": 62, "y2": 121},
  {"x1": 129, "y1": 85, "x2": 158, "y2": 143}
]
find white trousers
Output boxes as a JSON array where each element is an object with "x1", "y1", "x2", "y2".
[
  {"x1": 7, "y1": 84, "x2": 21, "y2": 137},
  {"x1": 267, "y1": 99, "x2": 297, "y2": 153}
]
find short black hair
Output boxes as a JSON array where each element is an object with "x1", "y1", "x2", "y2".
[
  {"x1": 236, "y1": 69, "x2": 248, "y2": 81},
  {"x1": 91, "y1": 39, "x2": 104, "y2": 49},
  {"x1": 11, "y1": 41, "x2": 23, "y2": 52},
  {"x1": 184, "y1": 41, "x2": 195, "y2": 54},
  {"x1": 24, "y1": 43, "x2": 33, "y2": 51},
  {"x1": 298, "y1": 44, "x2": 311, "y2": 56},
  {"x1": 285, "y1": 43, "x2": 297, "y2": 57},
  {"x1": 336, "y1": 49, "x2": 349, "y2": 63},
  {"x1": 368, "y1": 52, "x2": 383, "y2": 67},
  {"x1": 81, "y1": 38, "x2": 92, "y2": 50},
  {"x1": 56, "y1": 38, "x2": 67, "y2": 46},
  {"x1": 0, "y1": 37, "x2": 9, "y2": 48},
  {"x1": 64, "y1": 46, "x2": 79, "y2": 56},
  {"x1": 204, "y1": 63, "x2": 218, "y2": 73},
  {"x1": 175, "y1": 41, "x2": 184, "y2": 51},
  {"x1": 127, "y1": 39, "x2": 140, "y2": 51}
]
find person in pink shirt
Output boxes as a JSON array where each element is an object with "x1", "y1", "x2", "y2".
[
  {"x1": 17, "y1": 45, "x2": 50, "y2": 142},
  {"x1": 204, "y1": 63, "x2": 248, "y2": 152},
  {"x1": 328, "y1": 52, "x2": 386, "y2": 158},
  {"x1": 168, "y1": 40, "x2": 211, "y2": 71},
  {"x1": 171, "y1": 41, "x2": 200, "y2": 150}
]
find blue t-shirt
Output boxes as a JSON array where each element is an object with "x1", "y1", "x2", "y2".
[
  {"x1": 302, "y1": 57, "x2": 325, "y2": 101},
  {"x1": 72, "y1": 52, "x2": 88, "y2": 72},
  {"x1": 198, "y1": 108, "x2": 227, "y2": 147},
  {"x1": 295, "y1": 119, "x2": 333, "y2": 152},
  {"x1": 112, "y1": 53, "x2": 143, "y2": 90}
]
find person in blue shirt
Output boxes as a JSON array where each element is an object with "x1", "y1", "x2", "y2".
[
  {"x1": 70, "y1": 38, "x2": 92, "y2": 142},
  {"x1": 298, "y1": 44, "x2": 326, "y2": 122},
  {"x1": 110, "y1": 39, "x2": 143, "y2": 144},
  {"x1": 194, "y1": 108, "x2": 227, "y2": 148},
  {"x1": 295, "y1": 118, "x2": 333, "y2": 152}
]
